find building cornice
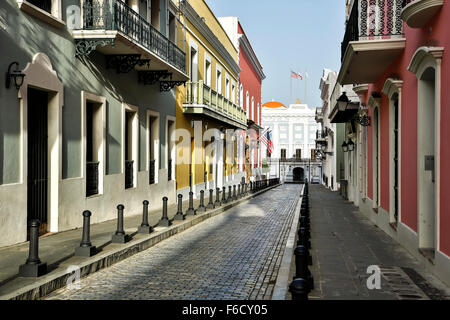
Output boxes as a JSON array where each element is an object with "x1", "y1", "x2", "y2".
[
  {"x1": 181, "y1": 0, "x2": 241, "y2": 76},
  {"x1": 238, "y1": 34, "x2": 266, "y2": 80}
]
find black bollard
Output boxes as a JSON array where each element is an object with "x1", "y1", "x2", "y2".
[
  {"x1": 227, "y1": 186, "x2": 233, "y2": 202},
  {"x1": 138, "y1": 200, "x2": 153, "y2": 234},
  {"x1": 300, "y1": 216, "x2": 310, "y2": 230},
  {"x1": 19, "y1": 220, "x2": 47, "y2": 277},
  {"x1": 173, "y1": 194, "x2": 185, "y2": 221},
  {"x1": 186, "y1": 192, "x2": 196, "y2": 216},
  {"x1": 75, "y1": 210, "x2": 97, "y2": 256},
  {"x1": 112, "y1": 205, "x2": 131, "y2": 243},
  {"x1": 237, "y1": 184, "x2": 241, "y2": 198},
  {"x1": 158, "y1": 197, "x2": 172, "y2": 227},
  {"x1": 206, "y1": 189, "x2": 215, "y2": 210},
  {"x1": 221, "y1": 186, "x2": 227, "y2": 205},
  {"x1": 196, "y1": 190, "x2": 206, "y2": 213},
  {"x1": 289, "y1": 278, "x2": 310, "y2": 301},
  {"x1": 215, "y1": 188, "x2": 221, "y2": 206},
  {"x1": 232, "y1": 185, "x2": 237, "y2": 201},
  {"x1": 250, "y1": 181, "x2": 253, "y2": 192},
  {"x1": 293, "y1": 245, "x2": 314, "y2": 288}
]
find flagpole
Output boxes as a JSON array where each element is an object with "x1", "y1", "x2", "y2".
[
  {"x1": 290, "y1": 72, "x2": 292, "y2": 106},
  {"x1": 305, "y1": 68, "x2": 308, "y2": 105}
]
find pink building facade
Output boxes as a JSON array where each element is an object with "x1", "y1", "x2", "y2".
[{"x1": 336, "y1": 0, "x2": 450, "y2": 286}]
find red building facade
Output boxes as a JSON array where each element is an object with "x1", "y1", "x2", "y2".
[
  {"x1": 337, "y1": 0, "x2": 450, "y2": 286},
  {"x1": 237, "y1": 22, "x2": 265, "y2": 170}
]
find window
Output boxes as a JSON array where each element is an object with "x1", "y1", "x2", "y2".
[
  {"x1": 246, "y1": 92, "x2": 249, "y2": 113},
  {"x1": 217, "y1": 69, "x2": 222, "y2": 94},
  {"x1": 205, "y1": 58, "x2": 211, "y2": 87},
  {"x1": 151, "y1": 0, "x2": 161, "y2": 30},
  {"x1": 147, "y1": 111, "x2": 160, "y2": 185},
  {"x1": 167, "y1": 118, "x2": 176, "y2": 181},
  {"x1": 281, "y1": 149, "x2": 287, "y2": 160},
  {"x1": 18, "y1": 0, "x2": 65, "y2": 29},
  {"x1": 225, "y1": 77, "x2": 230, "y2": 100},
  {"x1": 239, "y1": 84, "x2": 243, "y2": 108},
  {"x1": 190, "y1": 46, "x2": 198, "y2": 82},
  {"x1": 28, "y1": 0, "x2": 51, "y2": 13},
  {"x1": 296, "y1": 149, "x2": 302, "y2": 159},
  {"x1": 168, "y1": 10, "x2": 176, "y2": 43},
  {"x1": 231, "y1": 83, "x2": 236, "y2": 104}
]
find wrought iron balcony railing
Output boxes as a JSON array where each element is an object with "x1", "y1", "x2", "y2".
[
  {"x1": 78, "y1": 0, "x2": 186, "y2": 73},
  {"x1": 184, "y1": 81, "x2": 247, "y2": 126},
  {"x1": 125, "y1": 160, "x2": 134, "y2": 189},
  {"x1": 86, "y1": 161, "x2": 100, "y2": 197},
  {"x1": 149, "y1": 159, "x2": 155, "y2": 185},
  {"x1": 402, "y1": 0, "x2": 414, "y2": 7},
  {"x1": 341, "y1": 0, "x2": 404, "y2": 61}
]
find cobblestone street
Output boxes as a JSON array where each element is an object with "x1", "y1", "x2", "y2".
[{"x1": 46, "y1": 184, "x2": 301, "y2": 300}]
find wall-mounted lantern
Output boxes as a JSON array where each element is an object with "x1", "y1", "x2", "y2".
[
  {"x1": 5, "y1": 62, "x2": 25, "y2": 90},
  {"x1": 342, "y1": 141, "x2": 348, "y2": 153},
  {"x1": 347, "y1": 139, "x2": 355, "y2": 152}
]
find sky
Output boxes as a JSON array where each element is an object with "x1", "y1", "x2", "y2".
[{"x1": 206, "y1": 0, "x2": 346, "y2": 108}]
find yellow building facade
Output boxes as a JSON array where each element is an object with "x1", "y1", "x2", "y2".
[{"x1": 175, "y1": 0, "x2": 248, "y2": 198}]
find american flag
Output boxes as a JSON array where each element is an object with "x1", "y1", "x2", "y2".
[{"x1": 260, "y1": 129, "x2": 274, "y2": 154}]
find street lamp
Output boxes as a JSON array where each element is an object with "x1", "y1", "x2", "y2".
[
  {"x1": 320, "y1": 144, "x2": 326, "y2": 152},
  {"x1": 347, "y1": 139, "x2": 355, "y2": 152},
  {"x1": 337, "y1": 92, "x2": 350, "y2": 111},
  {"x1": 342, "y1": 141, "x2": 348, "y2": 153}
]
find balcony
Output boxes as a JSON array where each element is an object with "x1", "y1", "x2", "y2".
[
  {"x1": 183, "y1": 81, "x2": 248, "y2": 129},
  {"x1": 73, "y1": 0, "x2": 188, "y2": 83},
  {"x1": 401, "y1": 0, "x2": 444, "y2": 28},
  {"x1": 338, "y1": 0, "x2": 406, "y2": 85}
]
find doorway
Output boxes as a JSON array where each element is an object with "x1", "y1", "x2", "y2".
[
  {"x1": 27, "y1": 88, "x2": 49, "y2": 236},
  {"x1": 293, "y1": 167, "x2": 304, "y2": 183}
]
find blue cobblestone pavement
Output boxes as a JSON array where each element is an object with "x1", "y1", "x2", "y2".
[{"x1": 46, "y1": 184, "x2": 302, "y2": 300}]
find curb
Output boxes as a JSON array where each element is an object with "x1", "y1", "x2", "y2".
[
  {"x1": 271, "y1": 184, "x2": 304, "y2": 300},
  {"x1": 0, "y1": 183, "x2": 282, "y2": 300}
]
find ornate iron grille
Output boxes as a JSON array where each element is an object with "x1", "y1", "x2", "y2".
[
  {"x1": 149, "y1": 159, "x2": 155, "y2": 185},
  {"x1": 402, "y1": 0, "x2": 413, "y2": 7},
  {"x1": 80, "y1": 0, "x2": 186, "y2": 73},
  {"x1": 86, "y1": 162, "x2": 100, "y2": 197},
  {"x1": 341, "y1": 0, "x2": 404, "y2": 61},
  {"x1": 125, "y1": 160, "x2": 134, "y2": 189}
]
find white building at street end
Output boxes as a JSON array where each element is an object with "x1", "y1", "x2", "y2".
[
  {"x1": 261, "y1": 104, "x2": 318, "y2": 160},
  {"x1": 261, "y1": 104, "x2": 322, "y2": 183}
]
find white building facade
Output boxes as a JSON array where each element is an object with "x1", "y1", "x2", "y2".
[{"x1": 261, "y1": 104, "x2": 318, "y2": 160}]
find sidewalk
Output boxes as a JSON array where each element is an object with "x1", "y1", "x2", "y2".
[
  {"x1": 0, "y1": 187, "x2": 277, "y2": 300},
  {"x1": 306, "y1": 184, "x2": 450, "y2": 300}
]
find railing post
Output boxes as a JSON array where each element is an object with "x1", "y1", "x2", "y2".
[
  {"x1": 75, "y1": 210, "x2": 97, "y2": 256},
  {"x1": 174, "y1": 194, "x2": 185, "y2": 221},
  {"x1": 198, "y1": 80, "x2": 204, "y2": 104},
  {"x1": 112, "y1": 204, "x2": 131, "y2": 243},
  {"x1": 19, "y1": 220, "x2": 47, "y2": 277}
]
